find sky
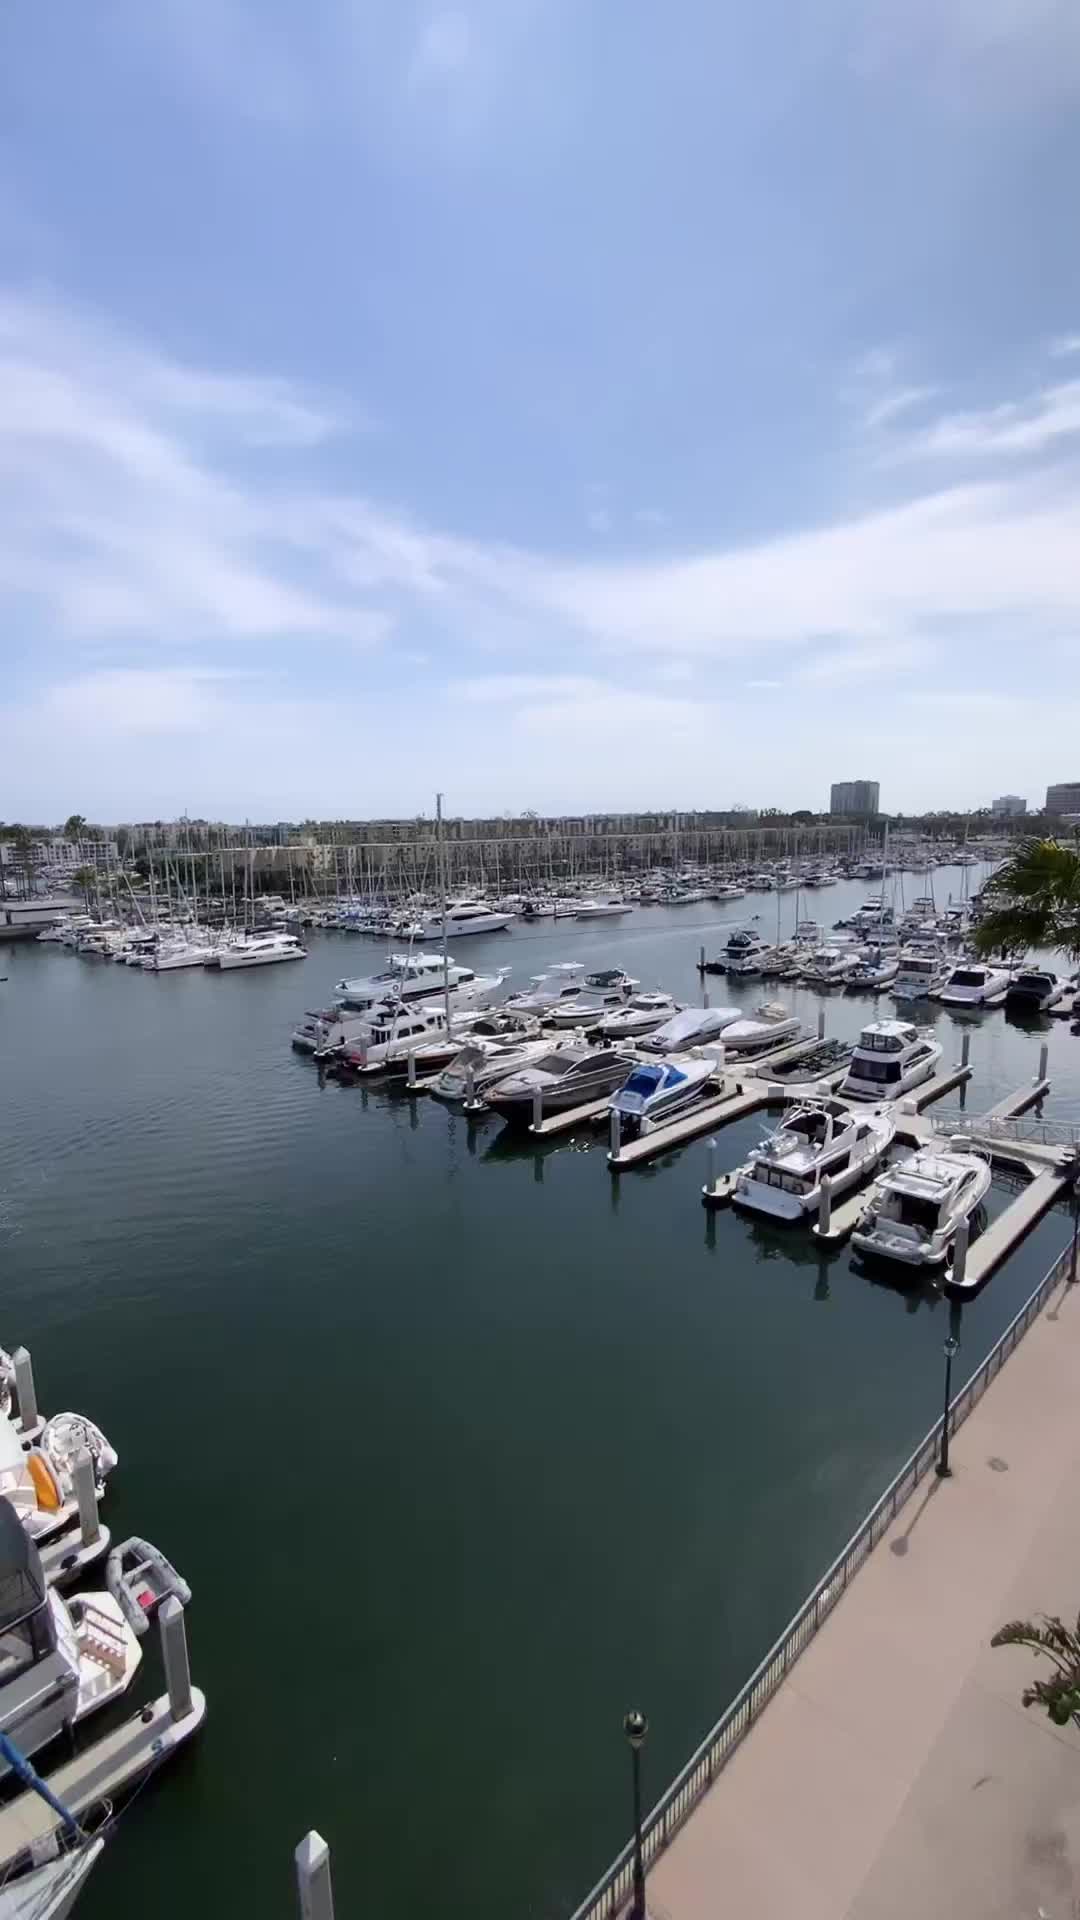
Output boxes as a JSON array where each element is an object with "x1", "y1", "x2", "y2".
[{"x1": 2, "y1": 0, "x2": 1079, "y2": 823}]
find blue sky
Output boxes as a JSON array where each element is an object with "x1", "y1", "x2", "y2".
[{"x1": 2, "y1": 0, "x2": 1079, "y2": 821}]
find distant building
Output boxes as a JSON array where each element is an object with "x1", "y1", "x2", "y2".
[
  {"x1": 1046, "y1": 782, "x2": 1080, "y2": 815},
  {"x1": 830, "y1": 779, "x2": 880, "y2": 817},
  {"x1": 991, "y1": 795, "x2": 1027, "y2": 817}
]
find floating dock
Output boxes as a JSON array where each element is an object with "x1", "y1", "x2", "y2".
[{"x1": 948, "y1": 1165, "x2": 1071, "y2": 1295}]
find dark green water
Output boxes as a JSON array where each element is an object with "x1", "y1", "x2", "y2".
[{"x1": 1, "y1": 870, "x2": 1075, "y2": 1919}]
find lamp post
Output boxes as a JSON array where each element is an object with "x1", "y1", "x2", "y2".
[
  {"x1": 936, "y1": 1334, "x2": 960, "y2": 1478},
  {"x1": 623, "y1": 1708, "x2": 648, "y2": 1920}
]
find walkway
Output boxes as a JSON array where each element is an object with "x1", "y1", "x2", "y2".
[{"x1": 647, "y1": 1275, "x2": 1080, "y2": 1920}]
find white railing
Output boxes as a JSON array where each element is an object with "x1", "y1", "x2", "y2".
[{"x1": 567, "y1": 1237, "x2": 1075, "y2": 1920}]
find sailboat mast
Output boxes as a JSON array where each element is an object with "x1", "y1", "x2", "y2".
[{"x1": 436, "y1": 793, "x2": 451, "y2": 1027}]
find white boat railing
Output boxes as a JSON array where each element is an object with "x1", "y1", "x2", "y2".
[{"x1": 566, "y1": 1235, "x2": 1076, "y2": 1920}]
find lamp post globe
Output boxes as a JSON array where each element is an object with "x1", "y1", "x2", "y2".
[
  {"x1": 937, "y1": 1333, "x2": 960, "y2": 1478},
  {"x1": 623, "y1": 1710, "x2": 648, "y2": 1920},
  {"x1": 624, "y1": 1708, "x2": 648, "y2": 1749}
]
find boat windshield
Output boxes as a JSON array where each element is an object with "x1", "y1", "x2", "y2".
[
  {"x1": 852, "y1": 1057, "x2": 903, "y2": 1083},
  {"x1": 890, "y1": 1193, "x2": 941, "y2": 1233},
  {"x1": 787, "y1": 1110, "x2": 830, "y2": 1144},
  {"x1": 949, "y1": 970, "x2": 986, "y2": 987},
  {"x1": 534, "y1": 1054, "x2": 576, "y2": 1076},
  {"x1": 621, "y1": 1067, "x2": 665, "y2": 1097}
]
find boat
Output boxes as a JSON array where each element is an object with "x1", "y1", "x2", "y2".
[
  {"x1": 573, "y1": 897, "x2": 632, "y2": 920},
  {"x1": 323, "y1": 1000, "x2": 455, "y2": 1067},
  {"x1": 502, "y1": 964, "x2": 586, "y2": 1018},
  {"x1": 799, "y1": 945, "x2": 859, "y2": 987},
  {"x1": 0, "y1": 1502, "x2": 142, "y2": 1768},
  {"x1": 141, "y1": 937, "x2": 219, "y2": 971},
  {"x1": 502, "y1": 965, "x2": 637, "y2": 1022},
  {"x1": 597, "y1": 992, "x2": 683, "y2": 1038},
  {"x1": 724, "y1": 929, "x2": 765, "y2": 976},
  {"x1": 712, "y1": 883, "x2": 746, "y2": 900},
  {"x1": 35, "y1": 916, "x2": 93, "y2": 945},
  {"x1": 334, "y1": 952, "x2": 479, "y2": 1010},
  {"x1": 105, "y1": 1536, "x2": 193, "y2": 1636},
  {"x1": 0, "y1": 1837, "x2": 105, "y2": 1920},
  {"x1": 544, "y1": 969, "x2": 645, "y2": 1028},
  {"x1": 484, "y1": 1045, "x2": 635, "y2": 1122},
  {"x1": 937, "y1": 961, "x2": 1012, "y2": 1007},
  {"x1": 1005, "y1": 970, "x2": 1069, "y2": 1013},
  {"x1": 852, "y1": 1146, "x2": 992, "y2": 1269},
  {"x1": 731, "y1": 1099, "x2": 896, "y2": 1221},
  {"x1": 0, "y1": 1411, "x2": 115, "y2": 1547},
  {"x1": 892, "y1": 947, "x2": 952, "y2": 1002},
  {"x1": 428, "y1": 1034, "x2": 554, "y2": 1103},
  {"x1": 715, "y1": 1003, "x2": 801, "y2": 1053},
  {"x1": 426, "y1": 900, "x2": 514, "y2": 937},
  {"x1": 292, "y1": 970, "x2": 509, "y2": 1053},
  {"x1": 639, "y1": 1007, "x2": 741, "y2": 1054},
  {"x1": 844, "y1": 948, "x2": 900, "y2": 990},
  {"x1": 840, "y1": 1020, "x2": 942, "y2": 1101},
  {"x1": 211, "y1": 933, "x2": 306, "y2": 970},
  {"x1": 608, "y1": 1056, "x2": 716, "y2": 1138}
]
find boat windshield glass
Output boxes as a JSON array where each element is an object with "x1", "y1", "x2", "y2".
[
  {"x1": 534, "y1": 1054, "x2": 576, "y2": 1076},
  {"x1": 894, "y1": 1193, "x2": 942, "y2": 1233},
  {"x1": 852, "y1": 1057, "x2": 903, "y2": 1083},
  {"x1": 622, "y1": 1068, "x2": 664, "y2": 1097},
  {"x1": 949, "y1": 970, "x2": 986, "y2": 987},
  {"x1": 787, "y1": 1110, "x2": 830, "y2": 1144}
]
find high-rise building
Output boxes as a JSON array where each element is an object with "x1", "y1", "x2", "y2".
[
  {"x1": 991, "y1": 795, "x2": 1027, "y2": 817},
  {"x1": 1046, "y1": 782, "x2": 1080, "y2": 815},
  {"x1": 829, "y1": 779, "x2": 880, "y2": 817}
]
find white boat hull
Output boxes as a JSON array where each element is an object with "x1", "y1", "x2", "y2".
[{"x1": 215, "y1": 946, "x2": 305, "y2": 969}]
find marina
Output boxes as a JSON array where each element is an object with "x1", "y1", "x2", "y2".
[{"x1": 3, "y1": 860, "x2": 1080, "y2": 1920}]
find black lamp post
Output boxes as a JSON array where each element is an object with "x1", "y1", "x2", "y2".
[
  {"x1": 623, "y1": 1708, "x2": 648, "y2": 1920},
  {"x1": 936, "y1": 1334, "x2": 960, "y2": 1478}
]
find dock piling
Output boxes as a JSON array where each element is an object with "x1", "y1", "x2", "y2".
[
  {"x1": 817, "y1": 1008, "x2": 826, "y2": 1040},
  {"x1": 464, "y1": 1061, "x2": 476, "y2": 1107},
  {"x1": 699, "y1": 945, "x2": 706, "y2": 971},
  {"x1": 73, "y1": 1449, "x2": 100, "y2": 1547},
  {"x1": 960, "y1": 1031, "x2": 971, "y2": 1069},
  {"x1": 406, "y1": 1049, "x2": 416, "y2": 1089},
  {"x1": 818, "y1": 1174, "x2": 833, "y2": 1236},
  {"x1": 707, "y1": 1137, "x2": 718, "y2": 1196},
  {"x1": 296, "y1": 1831, "x2": 335, "y2": 1920},
  {"x1": 160, "y1": 1596, "x2": 193, "y2": 1723},
  {"x1": 12, "y1": 1347, "x2": 37, "y2": 1436},
  {"x1": 532, "y1": 1085, "x2": 543, "y2": 1131},
  {"x1": 1038, "y1": 1042, "x2": 1049, "y2": 1086},
  {"x1": 952, "y1": 1217, "x2": 970, "y2": 1289},
  {"x1": 609, "y1": 1108, "x2": 622, "y2": 1159},
  {"x1": 703, "y1": 986, "x2": 710, "y2": 1009}
]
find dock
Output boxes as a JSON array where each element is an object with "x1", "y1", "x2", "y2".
[
  {"x1": 609, "y1": 1083, "x2": 773, "y2": 1171},
  {"x1": 948, "y1": 1166, "x2": 1072, "y2": 1294}
]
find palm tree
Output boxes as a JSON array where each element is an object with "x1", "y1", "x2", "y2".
[
  {"x1": 972, "y1": 840, "x2": 1080, "y2": 963},
  {"x1": 70, "y1": 865, "x2": 98, "y2": 908},
  {"x1": 63, "y1": 814, "x2": 88, "y2": 841},
  {"x1": 991, "y1": 1612, "x2": 1080, "y2": 1726},
  {"x1": 6, "y1": 825, "x2": 36, "y2": 901}
]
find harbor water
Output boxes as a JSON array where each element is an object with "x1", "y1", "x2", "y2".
[{"x1": 1, "y1": 869, "x2": 1076, "y2": 1919}]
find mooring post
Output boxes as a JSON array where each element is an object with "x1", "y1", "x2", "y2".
[
  {"x1": 818, "y1": 1173, "x2": 832, "y2": 1235},
  {"x1": 609, "y1": 1107, "x2": 622, "y2": 1160},
  {"x1": 960, "y1": 1030, "x2": 970, "y2": 1068},
  {"x1": 12, "y1": 1348, "x2": 37, "y2": 1436},
  {"x1": 160, "y1": 1596, "x2": 193, "y2": 1722},
  {"x1": 464, "y1": 1060, "x2": 476, "y2": 1107},
  {"x1": 699, "y1": 945, "x2": 705, "y2": 971},
  {"x1": 952, "y1": 1217, "x2": 970, "y2": 1289},
  {"x1": 817, "y1": 1007, "x2": 826, "y2": 1040},
  {"x1": 532, "y1": 1085, "x2": 543, "y2": 1131},
  {"x1": 702, "y1": 985, "x2": 710, "y2": 1009},
  {"x1": 406, "y1": 1049, "x2": 416, "y2": 1089},
  {"x1": 1038, "y1": 1041, "x2": 1049, "y2": 1085},
  {"x1": 707, "y1": 1136, "x2": 718, "y2": 1196},
  {"x1": 295, "y1": 1832, "x2": 335, "y2": 1920},
  {"x1": 73, "y1": 1448, "x2": 100, "y2": 1547}
]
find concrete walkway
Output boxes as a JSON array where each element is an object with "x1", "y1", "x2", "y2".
[{"x1": 648, "y1": 1274, "x2": 1080, "y2": 1920}]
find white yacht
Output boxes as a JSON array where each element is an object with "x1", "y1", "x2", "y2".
[
  {"x1": 717, "y1": 1004, "x2": 801, "y2": 1053},
  {"x1": 938, "y1": 961, "x2": 1011, "y2": 1007},
  {"x1": 639, "y1": 1006, "x2": 741, "y2": 1054},
  {"x1": 142, "y1": 936, "x2": 220, "y2": 971},
  {"x1": 597, "y1": 992, "x2": 683, "y2": 1038},
  {"x1": 609, "y1": 1056, "x2": 716, "y2": 1137},
  {"x1": 799, "y1": 945, "x2": 858, "y2": 987},
  {"x1": 484, "y1": 1044, "x2": 635, "y2": 1122},
  {"x1": 724, "y1": 928, "x2": 765, "y2": 976},
  {"x1": 544, "y1": 968, "x2": 643, "y2": 1028},
  {"x1": 713, "y1": 882, "x2": 746, "y2": 900},
  {"x1": 428, "y1": 1034, "x2": 554, "y2": 1103},
  {"x1": 295, "y1": 973, "x2": 508, "y2": 1055},
  {"x1": 36, "y1": 915, "x2": 93, "y2": 944},
  {"x1": 841, "y1": 1020, "x2": 942, "y2": 1101},
  {"x1": 732, "y1": 1100, "x2": 896, "y2": 1221},
  {"x1": 502, "y1": 963, "x2": 586, "y2": 1018},
  {"x1": 892, "y1": 947, "x2": 952, "y2": 1002},
  {"x1": 335, "y1": 952, "x2": 478, "y2": 1009},
  {"x1": 211, "y1": 933, "x2": 306, "y2": 970},
  {"x1": 844, "y1": 947, "x2": 900, "y2": 991},
  {"x1": 426, "y1": 900, "x2": 514, "y2": 937},
  {"x1": 573, "y1": 896, "x2": 632, "y2": 919},
  {"x1": 332, "y1": 1001, "x2": 456, "y2": 1069},
  {"x1": 852, "y1": 1147, "x2": 992, "y2": 1270}
]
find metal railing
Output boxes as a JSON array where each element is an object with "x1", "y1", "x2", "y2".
[
  {"x1": 934, "y1": 1113, "x2": 1080, "y2": 1150},
  {"x1": 568, "y1": 1236, "x2": 1075, "y2": 1920}
]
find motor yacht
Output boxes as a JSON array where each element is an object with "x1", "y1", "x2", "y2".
[
  {"x1": 292, "y1": 977, "x2": 503, "y2": 1054},
  {"x1": 852, "y1": 1146, "x2": 992, "y2": 1270},
  {"x1": 724, "y1": 929, "x2": 765, "y2": 976},
  {"x1": 608, "y1": 1056, "x2": 716, "y2": 1138},
  {"x1": 1005, "y1": 970, "x2": 1069, "y2": 1013},
  {"x1": 573, "y1": 897, "x2": 632, "y2": 919},
  {"x1": 938, "y1": 961, "x2": 1012, "y2": 1007},
  {"x1": 597, "y1": 992, "x2": 683, "y2": 1038},
  {"x1": 428, "y1": 1034, "x2": 555, "y2": 1103},
  {"x1": 35, "y1": 915, "x2": 94, "y2": 945},
  {"x1": 732, "y1": 1099, "x2": 896, "y2": 1221},
  {"x1": 142, "y1": 937, "x2": 220, "y2": 971},
  {"x1": 502, "y1": 965, "x2": 637, "y2": 1022},
  {"x1": 335, "y1": 952, "x2": 479, "y2": 1009},
  {"x1": 426, "y1": 900, "x2": 514, "y2": 937},
  {"x1": 543, "y1": 969, "x2": 643, "y2": 1028},
  {"x1": 330, "y1": 1000, "x2": 456, "y2": 1069},
  {"x1": 211, "y1": 933, "x2": 306, "y2": 970},
  {"x1": 716, "y1": 1004, "x2": 801, "y2": 1053},
  {"x1": 502, "y1": 963, "x2": 586, "y2": 1018},
  {"x1": 840, "y1": 1020, "x2": 942, "y2": 1101},
  {"x1": 639, "y1": 1007, "x2": 741, "y2": 1054},
  {"x1": 799, "y1": 945, "x2": 858, "y2": 987},
  {"x1": 484, "y1": 1044, "x2": 635, "y2": 1122},
  {"x1": 844, "y1": 947, "x2": 900, "y2": 991},
  {"x1": 712, "y1": 883, "x2": 746, "y2": 900},
  {"x1": 892, "y1": 947, "x2": 952, "y2": 1002}
]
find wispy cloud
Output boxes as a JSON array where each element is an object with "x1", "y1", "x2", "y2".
[
  {"x1": 862, "y1": 385, "x2": 938, "y2": 431},
  {"x1": 1050, "y1": 334, "x2": 1080, "y2": 359},
  {"x1": 895, "y1": 381, "x2": 1080, "y2": 461}
]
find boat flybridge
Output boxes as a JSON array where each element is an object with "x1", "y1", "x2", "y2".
[
  {"x1": 852, "y1": 1145, "x2": 992, "y2": 1271},
  {"x1": 732, "y1": 1099, "x2": 896, "y2": 1221}
]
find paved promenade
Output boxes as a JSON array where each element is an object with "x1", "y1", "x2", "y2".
[{"x1": 648, "y1": 1274, "x2": 1080, "y2": 1920}]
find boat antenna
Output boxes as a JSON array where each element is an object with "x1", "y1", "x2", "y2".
[{"x1": 435, "y1": 792, "x2": 451, "y2": 1029}]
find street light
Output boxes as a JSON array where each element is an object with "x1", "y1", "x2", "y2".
[
  {"x1": 936, "y1": 1334, "x2": 960, "y2": 1478},
  {"x1": 623, "y1": 1708, "x2": 648, "y2": 1920}
]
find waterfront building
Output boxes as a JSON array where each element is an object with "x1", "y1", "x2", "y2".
[
  {"x1": 1045, "y1": 781, "x2": 1080, "y2": 815},
  {"x1": 991, "y1": 794, "x2": 1027, "y2": 817},
  {"x1": 829, "y1": 780, "x2": 880, "y2": 817}
]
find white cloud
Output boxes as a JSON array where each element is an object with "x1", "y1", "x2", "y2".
[
  {"x1": 1049, "y1": 334, "x2": 1080, "y2": 359},
  {"x1": 410, "y1": 11, "x2": 473, "y2": 84},
  {"x1": 896, "y1": 381, "x2": 1080, "y2": 461},
  {"x1": 863, "y1": 385, "x2": 937, "y2": 431}
]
